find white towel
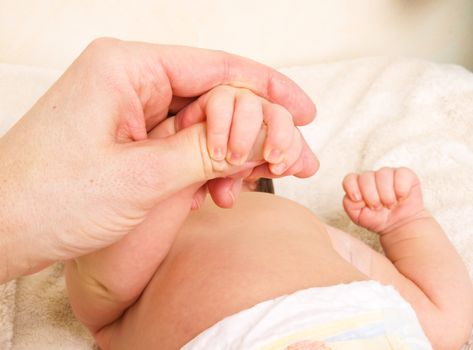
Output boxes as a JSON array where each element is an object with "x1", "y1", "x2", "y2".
[{"x1": 1, "y1": 58, "x2": 472, "y2": 349}]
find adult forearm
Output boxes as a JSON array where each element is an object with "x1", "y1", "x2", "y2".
[
  {"x1": 0, "y1": 159, "x2": 49, "y2": 284},
  {"x1": 0, "y1": 139, "x2": 31, "y2": 283}
]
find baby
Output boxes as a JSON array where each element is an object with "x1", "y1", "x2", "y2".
[{"x1": 65, "y1": 86, "x2": 473, "y2": 349}]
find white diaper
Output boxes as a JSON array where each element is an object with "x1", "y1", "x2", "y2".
[{"x1": 181, "y1": 281, "x2": 432, "y2": 350}]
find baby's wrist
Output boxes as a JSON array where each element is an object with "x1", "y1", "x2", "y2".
[{"x1": 380, "y1": 209, "x2": 433, "y2": 236}]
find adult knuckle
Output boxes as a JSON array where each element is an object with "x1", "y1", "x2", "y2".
[
  {"x1": 87, "y1": 38, "x2": 127, "y2": 65},
  {"x1": 85, "y1": 37, "x2": 120, "y2": 57},
  {"x1": 78, "y1": 38, "x2": 132, "y2": 92}
]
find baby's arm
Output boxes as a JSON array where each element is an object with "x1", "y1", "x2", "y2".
[
  {"x1": 342, "y1": 167, "x2": 473, "y2": 350},
  {"x1": 65, "y1": 86, "x2": 305, "y2": 345},
  {"x1": 65, "y1": 181, "x2": 196, "y2": 335}
]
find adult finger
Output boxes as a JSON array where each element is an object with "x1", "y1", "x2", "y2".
[
  {"x1": 207, "y1": 177, "x2": 243, "y2": 209},
  {"x1": 155, "y1": 44, "x2": 316, "y2": 125},
  {"x1": 168, "y1": 96, "x2": 196, "y2": 115}
]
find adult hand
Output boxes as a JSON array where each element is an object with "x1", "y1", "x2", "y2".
[
  {"x1": 174, "y1": 85, "x2": 319, "y2": 208},
  {"x1": 0, "y1": 38, "x2": 316, "y2": 283}
]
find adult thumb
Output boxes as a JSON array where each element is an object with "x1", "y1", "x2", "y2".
[{"x1": 118, "y1": 119, "x2": 265, "y2": 205}]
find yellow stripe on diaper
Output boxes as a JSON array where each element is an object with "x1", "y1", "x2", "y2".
[{"x1": 259, "y1": 312, "x2": 409, "y2": 350}]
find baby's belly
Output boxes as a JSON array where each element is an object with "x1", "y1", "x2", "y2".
[{"x1": 114, "y1": 193, "x2": 366, "y2": 349}]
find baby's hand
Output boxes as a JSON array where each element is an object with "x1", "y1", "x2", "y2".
[
  {"x1": 342, "y1": 167, "x2": 426, "y2": 235},
  {"x1": 175, "y1": 85, "x2": 315, "y2": 177}
]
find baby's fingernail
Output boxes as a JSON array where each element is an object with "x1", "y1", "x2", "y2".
[
  {"x1": 211, "y1": 147, "x2": 225, "y2": 161},
  {"x1": 227, "y1": 152, "x2": 243, "y2": 165},
  {"x1": 353, "y1": 192, "x2": 362, "y2": 201},
  {"x1": 266, "y1": 149, "x2": 283, "y2": 164},
  {"x1": 271, "y1": 162, "x2": 287, "y2": 175}
]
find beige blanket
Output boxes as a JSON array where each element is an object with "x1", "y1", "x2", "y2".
[{"x1": 0, "y1": 58, "x2": 472, "y2": 349}]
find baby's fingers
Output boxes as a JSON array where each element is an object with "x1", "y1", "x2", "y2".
[
  {"x1": 375, "y1": 167, "x2": 396, "y2": 208},
  {"x1": 249, "y1": 129, "x2": 318, "y2": 179},
  {"x1": 262, "y1": 103, "x2": 294, "y2": 164},
  {"x1": 269, "y1": 126, "x2": 303, "y2": 175},
  {"x1": 173, "y1": 86, "x2": 234, "y2": 161},
  {"x1": 205, "y1": 87, "x2": 236, "y2": 161},
  {"x1": 226, "y1": 91, "x2": 263, "y2": 165},
  {"x1": 343, "y1": 194, "x2": 366, "y2": 224},
  {"x1": 280, "y1": 137, "x2": 319, "y2": 178},
  {"x1": 358, "y1": 172, "x2": 382, "y2": 209},
  {"x1": 394, "y1": 167, "x2": 419, "y2": 199},
  {"x1": 342, "y1": 173, "x2": 362, "y2": 202}
]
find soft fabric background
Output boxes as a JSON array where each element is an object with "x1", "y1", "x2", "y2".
[{"x1": 0, "y1": 57, "x2": 472, "y2": 349}]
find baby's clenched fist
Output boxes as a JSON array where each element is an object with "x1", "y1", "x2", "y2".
[{"x1": 342, "y1": 167, "x2": 426, "y2": 234}]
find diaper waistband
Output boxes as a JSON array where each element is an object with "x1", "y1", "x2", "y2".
[{"x1": 182, "y1": 280, "x2": 432, "y2": 350}]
